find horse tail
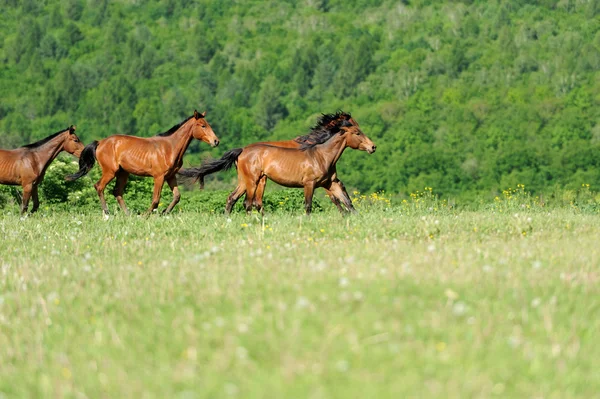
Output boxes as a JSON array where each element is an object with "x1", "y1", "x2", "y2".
[
  {"x1": 178, "y1": 148, "x2": 243, "y2": 189},
  {"x1": 66, "y1": 141, "x2": 98, "y2": 181}
]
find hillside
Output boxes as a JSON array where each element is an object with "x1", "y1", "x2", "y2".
[{"x1": 1, "y1": 0, "x2": 599, "y2": 198}]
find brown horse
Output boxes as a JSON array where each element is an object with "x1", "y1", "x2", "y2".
[
  {"x1": 249, "y1": 111, "x2": 360, "y2": 213},
  {"x1": 184, "y1": 111, "x2": 360, "y2": 213},
  {"x1": 0, "y1": 126, "x2": 84, "y2": 214},
  {"x1": 180, "y1": 122, "x2": 376, "y2": 215},
  {"x1": 66, "y1": 111, "x2": 219, "y2": 215}
]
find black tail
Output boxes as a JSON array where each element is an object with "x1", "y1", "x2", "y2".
[
  {"x1": 66, "y1": 141, "x2": 98, "y2": 181},
  {"x1": 178, "y1": 148, "x2": 243, "y2": 189}
]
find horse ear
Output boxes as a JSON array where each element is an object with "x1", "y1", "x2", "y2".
[
  {"x1": 69, "y1": 125, "x2": 76, "y2": 133},
  {"x1": 194, "y1": 110, "x2": 200, "y2": 119},
  {"x1": 201, "y1": 111, "x2": 206, "y2": 118}
]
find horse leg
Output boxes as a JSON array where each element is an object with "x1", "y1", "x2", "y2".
[
  {"x1": 95, "y1": 170, "x2": 117, "y2": 215},
  {"x1": 226, "y1": 185, "x2": 245, "y2": 215},
  {"x1": 243, "y1": 179, "x2": 258, "y2": 214},
  {"x1": 163, "y1": 176, "x2": 181, "y2": 214},
  {"x1": 303, "y1": 182, "x2": 315, "y2": 215},
  {"x1": 325, "y1": 180, "x2": 355, "y2": 214},
  {"x1": 253, "y1": 176, "x2": 267, "y2": 214},
  {"x1": 323, "y1": 187, "x2": 345, "y2": 213},
  {"x1": 20, "y1": 183, "x2": 33, "y2": 215},
  {"x1": 30, "y1": 185, "x2": 40, "y2": 213},
  {"x1": 112, "y1": 170, "x2": 130, "y2": 215},
  {"x1": 334, "y1": 179, "x2": 356, "y2": 213},
  {"x1": 145, "y1": 176, "x2": 165, "y2": 215}
]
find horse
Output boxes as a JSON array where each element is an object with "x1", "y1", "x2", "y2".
[
  {"x1": 180, "y1": 122, "x2": 376, "y2": 215},
  {"x1": 248, "y1": 111, "x2": 360, "y2": 213},
  {"x1": 66, "y1": 110, "x2": 219, "y2": 215},
  {"x1": 182, "y1": 111, "x2": 361, "y2": 213},
  {"x1": 0, "y1": 125, "x2": 84, "y2": 214}
]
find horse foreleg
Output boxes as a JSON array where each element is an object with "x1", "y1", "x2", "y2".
[
  {"x1": 326, "y1": 180, "x2": 356, "y2": 214},
  {"x1": 324, "y1": 187, "x2": 346, "y2": 214},
  {"x1": 145, "y1": 176, "x2": 165, "y2": 216},
  {"x1": 226, "y1": 185, "x2": 245, "y2": 215},
  {"x1": 163, "y1": 176, "x2": 181, "y2": 214},
  {"x1": 303, "y1": 182, "x2": 315, "y2": 215},
  {"x1": 334, "y1": 179, "x2": 356, "y2": 213},
  {"x1": 20, "y1": 183, "x2": 33, "y2": 215},
  {"x1": 112, "y1": 170, "x2": 130, "y2": 215},
  {"x1": 30, "y1": 185, "x2": 40, "y2": 213}
]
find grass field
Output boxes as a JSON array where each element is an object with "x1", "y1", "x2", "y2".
[{"x1": 1, "y1": 206, "x2": 599, "y2": 398}]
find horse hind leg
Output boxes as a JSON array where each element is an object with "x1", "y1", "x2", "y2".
[
  {"x1": 112, "y1": 170, "x2": 130, "y2": 215},
  {"x1": 243, "y1": 178, "x2": 259, "y2": 214},
  {"x1": 95, "y1": 169, "x2": 117, "y2": 215},
  {"x1": 226, "y1": 185, "x2": 245, "y2": 215},
  {"x1": 253, "y1": 176, "x2": 267, "y2": 214}
]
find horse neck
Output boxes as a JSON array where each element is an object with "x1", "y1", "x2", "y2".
[
  {"x1": 313, "y1": 133, "x2": 348, "y2": 168},
  {"x1": 29, "y1": 133, "x2": 66, "y2": 171},
  {"x1": 161, "y1": 121, "x2": 194, "y2": 163}
]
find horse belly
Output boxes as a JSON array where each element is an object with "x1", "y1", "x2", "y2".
[
  {"x1": 117, "y1": 148, "x2": 158, "y2": 177},
  {"x1": 263, "y1": 163, "x2": 304, "y2": 188},
  {"x1": 0, "y1": 153, "x2": 21, "y2": 185}
]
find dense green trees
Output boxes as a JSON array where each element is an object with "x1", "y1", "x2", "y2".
[{"x1": 1, "y1": 0, "x2": 599, "y2": 199}]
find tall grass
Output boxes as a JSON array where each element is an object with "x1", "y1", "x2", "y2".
[{"x1": 0, "y1": 206, "x2": 599, "y2": 397}]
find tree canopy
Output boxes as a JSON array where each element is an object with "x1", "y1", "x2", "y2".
[{"x1": 1, "y1": 0, "x2": 599, "y2": 199}]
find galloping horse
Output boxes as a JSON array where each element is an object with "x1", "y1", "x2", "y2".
[
  {"x1": 66, "y1": 110, "x2": 219, "y2": 215},
  {"x1": 249, "y1": 111, "x2": 359, "y2": 213},
  {"x1": 180, "y1": 122, "x2": 376, "y2": 215},
  {"x1": 181, "y1": 111, "x2": 361, "y2": 213},
  {"x1": 0, "y1": 125, "x2": 84, "y2": 214}
]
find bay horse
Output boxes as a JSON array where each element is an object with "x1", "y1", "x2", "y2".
[
  {"x1": 249, "y1": 111, "x2": 360, "y2": 213},
  {"x1": 0, "y1": 125, "x2": 84, "y2": 214},
  {"x1": 182, "y1": 111, "x2": 360, "y2": 213},
  {"x1": 66, "y1": 110, "x2": 219, "y2": 215},
  {"x1": 180, "y1": 122, "x2": 376, "y2": 215}
]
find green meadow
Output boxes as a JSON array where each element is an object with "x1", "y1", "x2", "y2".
[{"x1": 1, "y1": 201, "x2": 599, "y2": 397}]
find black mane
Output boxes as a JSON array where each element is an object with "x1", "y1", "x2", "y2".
[
  {"x1": 22, "y1": 128, "x2": 69, "y2": 149},
  {"x1": 157, "y1": 116, "x2": 193, "y2": 137},
  {"x1": 314, "y1": 111, "x2": 351, "y2": 129},
  {"x1": 294, "y1": 111, "x2": 352, "y2": 149}
]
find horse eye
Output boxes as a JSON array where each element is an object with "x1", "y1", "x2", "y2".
[{"x1": 202, "y1": 125, "x2": 207, "y2": 129}]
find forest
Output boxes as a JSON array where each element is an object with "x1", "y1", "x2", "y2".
[{"x1": 1, "y1": 0, "x2": 600, "y2": 200}]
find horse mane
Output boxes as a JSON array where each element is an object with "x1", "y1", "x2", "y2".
[
  {"x1": 294, "y1": 111, "x2": 352, "y2": 146},
  {"x1": 156, "y1": 116, "x2": 193, "y2": 137},
  {"x1": 21, "y1": 128, "x2": 69, "y2": 149}
]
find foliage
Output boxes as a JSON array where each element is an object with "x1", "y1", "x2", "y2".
[{"x1": 1, "y1": 1, "x2": 600, "y2": 200}]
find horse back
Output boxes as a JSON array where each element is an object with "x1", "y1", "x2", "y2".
[{"x1": 246, "y1": 140, "x2": 300, "y2": 149}]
